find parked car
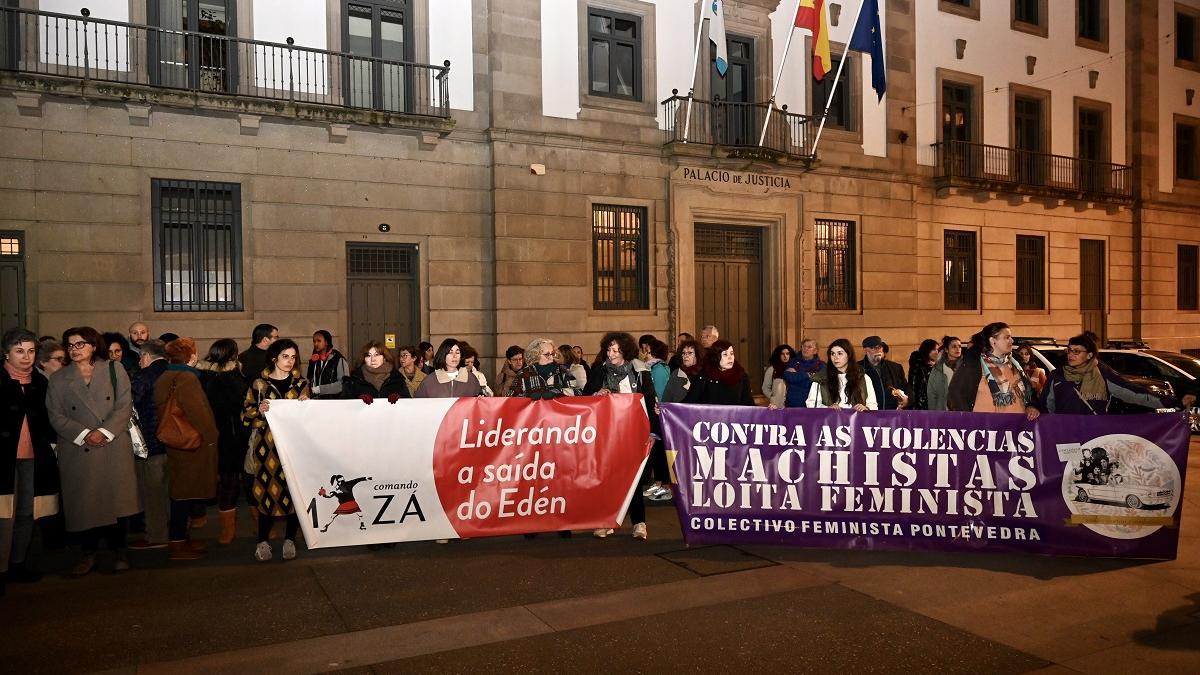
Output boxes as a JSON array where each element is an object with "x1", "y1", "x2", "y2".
[{"x1": 1072, "y1": 478, "x2": 1173, "y2": 509}]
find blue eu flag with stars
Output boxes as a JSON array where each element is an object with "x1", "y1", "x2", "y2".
[{"x1": 849, "y1": 0, "x2": 886, "y2": 101}]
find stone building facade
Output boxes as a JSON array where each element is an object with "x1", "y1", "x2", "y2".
[{"x1": 1, "y1": 0, "x2": 1198, "y2": 387}]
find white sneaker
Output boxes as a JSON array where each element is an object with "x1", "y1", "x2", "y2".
[
  {"x1": 647, "y1": 486, "x2": 673, "y2": 502},
  {"x1": 593, "y1": 528, "x2": 614, "y2": 538},
  {"x1": 282, "y1": 539, "x2": 297, "y2": 560},
  {"x1": 632, "y1": 523, "x2": 648, "y2": 540},
  {"x1": 254, "y1": 541, "x2": 272, "y2": 562},
  {"x1": 641, "y1": 484, "x2": 659, "y2": 497}
]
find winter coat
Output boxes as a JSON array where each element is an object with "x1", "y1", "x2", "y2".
[
  {"x1": 130, "y1": 358, "x2": 169, "y2": 457},
  {"x1": 46, "y1": 361, "x2": 140, "y2": 532},
  {"x1": 154, "y1": 366, "x2": 219, "y2": 500},
  {"x1": 583, "y1": 360, "x2": 662, "y2": 437},
  {"x1": 197, "y1": 363, "x2": 249, "y2": 476},
  {"x1": 0, "y1": 365, "x2": 60, "y2": 520},
  {"x1": 341, "y1": 367, "x2": 412, "y2": 401},
  {"x1": 242, "y1": 370, "x2": 310, "y2": 516},
  {"x1": 781, "y1": 357, "x2": 826, "y2": 408},
  {"x1": 661, "y1": 368, "x2": 699, "y2": 404},
  {"x1": 307, "y1": 349, "x2": 349, "y2": 399},
  {"x1": 507, "y1": 363, "x2": 579, "y2": 399},
  {"x1": 1039, "y1": 361, "x2": 1175, "y2": 414},
  {"x1": 694, "y1": 365, "x2": 755, "y2": 406},
  {"x1": 947, "y1": 348, "x2": 1035, "y2": 412},
  {"x1": 414, "y1": 368, "x2": 485, "y2": 398},
  {"x1": 907, "y1": 352, "x2": 934, "y2": 411},
  {"x1": 862, "y1": 358, "x2": 910, "y2": 410},
  {"x1": 926, "y1": 352, "x2": 959, "y2": 411}
]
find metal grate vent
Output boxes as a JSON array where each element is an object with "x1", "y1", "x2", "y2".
[
  {"x1": 348, "y1": 245, "x2": 412, "y2": 277},
  {"x1": 695, "y1": 225, "x2": 760, "y2": 259}
]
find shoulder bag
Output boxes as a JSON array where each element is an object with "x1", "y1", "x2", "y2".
[{"x1": 158, "y1": 376, "x2": 203, "y2": 451}]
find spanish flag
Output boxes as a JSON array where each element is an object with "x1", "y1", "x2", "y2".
[{"x1": 794, "y1": 0, "x2": 832, "y2": 80}]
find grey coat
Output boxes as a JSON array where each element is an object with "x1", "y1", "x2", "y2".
[
  {"x1": 47, "y1": 361, "x2": 141, "y2": 532},
  {"x1": 926, "y1": 353, "x2": 958, "y2": 412}
]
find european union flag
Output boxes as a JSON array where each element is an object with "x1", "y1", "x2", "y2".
[{"x1": 849, "y1": 0, "x2": 886, "y2": 101}]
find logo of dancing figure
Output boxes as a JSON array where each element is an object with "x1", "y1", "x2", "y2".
[{"x1": 318, "y1": 474, "x2": 372, "y2": 532}]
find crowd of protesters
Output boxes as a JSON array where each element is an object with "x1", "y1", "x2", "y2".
[{"x1": 2, "y1": 319, "x2": 1193, "y2": 594}]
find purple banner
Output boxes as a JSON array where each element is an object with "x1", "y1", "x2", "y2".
[{"x1": 661, "y1": 404, "x2": 1190, "y2": 559}]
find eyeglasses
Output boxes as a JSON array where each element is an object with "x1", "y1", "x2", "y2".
[
  {"x1": 66, "y1": 341, "x2": 89, "y2": 350},
  {"x1": 540, "y1": 351, "x2": 554, "y2": 357},
  {"x1": 1066, "y1": 347, "x2": 1090, "y2": 355},
  {"x1": 48, "y1": 356, "x2": 66, "y2": 363}
]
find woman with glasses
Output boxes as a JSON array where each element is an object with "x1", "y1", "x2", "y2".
[
  {"x1": 1039, "y1": 333, "x2": 1179, "y2": 414},
  {"x1": 507, "y1": 338, "x2": 579, "y2": 399},
  {"x1": 36, "y1": 341, "x2": 66, "y2": 377},
  {"x1": 342, "y1": 341, "x2": 411, "y2": 403},
  {"x1": 395, "y1": 345, "x2": 427, "y2": 397},
  {"x1": 46, "y1": 327, "x2": 140, "y2": 575}
]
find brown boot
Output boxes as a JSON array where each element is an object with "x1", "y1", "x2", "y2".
[
  {"x1": 169, "y1": 541, "x2": 205, "y2": 561},
  {"x1": 217, "y1": 509, "x2": 237, "y2": 545},
  {"x1": 187, "y1": 538, "x2": 208, "y2": 554}
]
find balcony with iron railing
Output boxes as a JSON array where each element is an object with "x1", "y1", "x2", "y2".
[
  {"x1": 0, "y1": 6, "x2": 452, "y2": 132},
  {"x1": 933, "y1": 140, "x2": 1133, "y2": 204},
  {"x1": 661, "y1": 90, "x2": 819, "y2": 163}
]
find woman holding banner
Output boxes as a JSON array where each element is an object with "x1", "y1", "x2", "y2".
[
  {"x1": 947, "y1": 323, "x2": 1039, "y2": 420},
  {"x1": 242, "y1": 339, "x2": 310, "y2": 562},
  {"x1": 806, "y1": 339, "x2": 877, "y2": 411},
  {"x1": 583, "y1": 332, "x2": 652, "y2": 540},
  {"x1": 1039, "y1": 333, "x2": 1185, "y2": 414},
  {"x1": 694, "y1": 340, "x2": 755, "y2": 406},
  {"x1": 508, "y1": 338, "x2": 579, "y2": 399},
  {"x1": 415, "y1": 339, "x2": 485, "y2": 398},
  {"x1": 341, "y1": 341, "x2": 411, "y2": 403}
]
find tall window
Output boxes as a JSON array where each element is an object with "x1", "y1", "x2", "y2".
[
  {"x1": 811, "y1": 53, "x2": 855, "y2": 131},
  {"x1": 592, "y1": 204, "x2": 648, "y2": 309},
  {"x1": 148, "y1": 0, "x2": 238, "y2": 92},
  {"x1": 944, "y1": 230, "x2": 977, "y2": 310},
  {"x1": 815, "y1": 219, "x2": 856, "y2": 310},
  {"x1": 1077, "y1": 0, "x2": 1106, "y2": 46},
  {"x1": 1180, "y1": 10, "x2": 1200, "y2": 66},
  {"x1": 1012, "y1": 0, "x2": 1047, "y2": 36},
  {"x1": 344, "y1": 0, "x2": 412, "y2": 112},
  {"x1": 1016, "y1": 235, "x2": 1045, "y2": 310},
  {"x1": 152, "y1": 179, "x2": 243, "y2": 312},
  {"x1": 588, "y1": 8, "x2": 641, "y2": 100},
  {"x1": 1179, "y1": 121, "x2": 1199, "y2": 181},
  {"x1": 1180, "y1": 245, "x2": 1199, "y2": 311}
]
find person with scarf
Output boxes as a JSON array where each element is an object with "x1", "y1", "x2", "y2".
[
  {"x1": 1016, "y1": 342, "x2": 1048, "y2": 396},
  {"x1": 583, "y1": 332, "x2": 655, "y2": 540},
  {"x1": 307, "y1": 330, "x2": 348, "y2": 400},
  {"x1": 507, "y1": 338, "x2": 579, "y2": 399},
  {"x1": 662, "y1": 339, "x2": 701, "y2": 404},
  {"x1": 806, "y1": 339, "x2": 877, "y2": 411},
  {"x1": 782, "y1": 338, "x2": 826, "y2": 408},
  {"x1": 243, "y1": 339, "x2": 310, "y2": 561},
  {"x1": 342, "y1": 341, "x2": 412, "y2": 403},
  {"x1": 907, "y1": 339, "x2": 940, "y2": 411},
  {"x1": 1, "y1": 328, "x2": 61, "y2": 594},
  {"x1": 1039, "y1": 333, "x2": 1178, "y2": 414},
  {"x1": 693, "y1": 340, "x2": 755, "y2": 406},
  {"x1": 947, "y1": 322, "x2": 1040, "y2": 419},
  {"x1": 154, "y1": 338, "x2": 219, "y2": 561},
  {"x1": 554, "y1": 344, "x2": 588, "y2": 391},
  {"x1": 392, "y1": 345, "x2": 426, "y2": 397},
  {"x1": 494, "y1": 345, "x2": 524, "y2": 396},
  {"x1": 763, "y1": 344, "x2": 794, "y2": 409},
  {"x1": 927, "y1": 335, "x2": 962, "y2": 411}
]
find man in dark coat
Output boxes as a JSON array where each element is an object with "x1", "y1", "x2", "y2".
[
  {"x1": 861, "y1": 336, "x2": 911, "y2": 410},
  {"x1": 129, "y1": 339, "x2": 170, "y2": 549},
  {"x1": 239, "y1": 323, "x2": 278, "y2": 386}
]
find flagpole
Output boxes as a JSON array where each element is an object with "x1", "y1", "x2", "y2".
[
  {"x1": 682, "y1": 5, "x2": 707, "y2": 143},
  {"x1": 758, "y1": 0, "x2": 804, "y2": 146},
  {"x1": 811, "y1": 0, "x2": 866, "y2": 156}
]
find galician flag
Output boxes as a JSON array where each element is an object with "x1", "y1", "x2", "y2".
[
  {"x1": 704, "y1": 0, "x2": 729, "y2": 76},
  {"x1": 794, "y1": 0, "x2": 831, "y2": 80}
]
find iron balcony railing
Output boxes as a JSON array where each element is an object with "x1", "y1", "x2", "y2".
[
  {"x1": 662, "y1": 91, "x2": 818, "y2": 160},
  {"x1": 933, "y1": 139, "x2": 1133, "y2": 202},
  {"x1": 0, "y1": 6, "x2": 450, "y2": 118}
]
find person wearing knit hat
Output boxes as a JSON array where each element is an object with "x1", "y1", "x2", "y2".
[{"x1": 153, "y1": 338, "x2": 219, "y2": 561}]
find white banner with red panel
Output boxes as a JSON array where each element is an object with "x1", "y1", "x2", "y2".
[{"x1": 265, "y1": 395, "x2": 651, "y2": 548}]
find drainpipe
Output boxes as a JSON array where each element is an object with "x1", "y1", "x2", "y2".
[{"x1": 1128, "y1": 0, "x2": 1144, "y2": 342}]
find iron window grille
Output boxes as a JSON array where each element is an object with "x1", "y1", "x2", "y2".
[
  {"x1": 815, "y1": 219, "x2": 856, "y2": 310},
  {"x1": 152, "y1": 179, "x2": 243, "y2": 312},
  {"x1": 1015, "y1": 235, "x2": 1046, "y2": 310},
  {"x1": 944, "y1": 230, "x2": 978, "y2": 310},
  {"x1": 1179, "y1": 245, "x2": 1199, "y2": 311},
  {"x1": 592, "y1": 204, "x2": 649, "y2": 310},
  {"x1": 587, "y1": 7, "x2": 641, "y2": 100}
]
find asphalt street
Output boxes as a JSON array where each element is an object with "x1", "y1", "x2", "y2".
[{"x1": 2, "y1": 441, "x2": 1198, "y2": 674}]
